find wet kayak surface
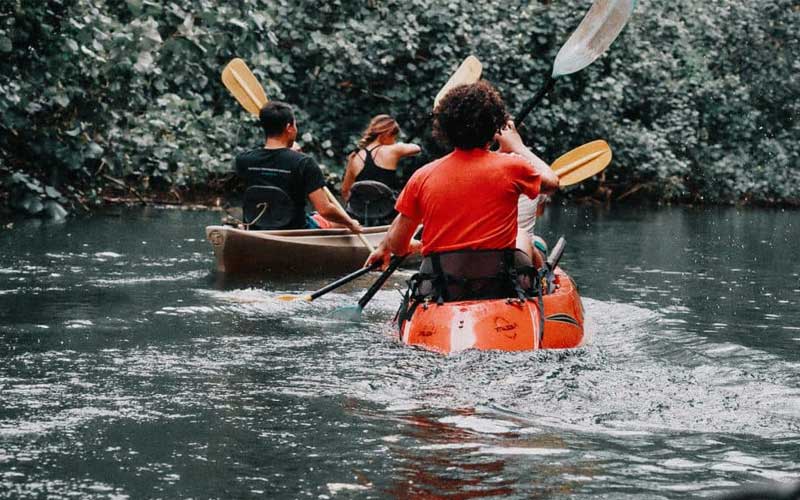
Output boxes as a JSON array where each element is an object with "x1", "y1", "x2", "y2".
[{"x1": 1, "y1": 206, "x2": 798, "y2": 498}]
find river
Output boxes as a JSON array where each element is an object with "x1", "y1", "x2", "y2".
[{"x1": 1, "y1": 205, "x2": 798, "y2": 498}]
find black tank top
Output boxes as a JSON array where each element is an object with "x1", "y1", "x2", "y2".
[{"x1": 354, "y1": 146, "x2": 399, "y2": 190}]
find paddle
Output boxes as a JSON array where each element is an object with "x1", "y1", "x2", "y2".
[
  {"x1": 434, "y1": 55, "x2": 483, "y2": 110},
  {"x1": 515, "y1": 0, "x2": 637, "y2": 127},
  {"x1": 221, "y1": 58, "x2": 375, "y2": 252},
  {"x1": 551, "y1": 139, "x2": 612, "y2": 187},
  {"x1": 330, "y1": 255, "x2": 405, "y2": 321},
  {"x1": 275, "y1": 260, "x2": 382, "y2": 302}
]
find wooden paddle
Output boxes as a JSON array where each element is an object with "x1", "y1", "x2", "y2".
[
  {"x1": 222, "y1": 58, "x2": 268, "y2": 117},
  {"x1": 515, "y1": 0, "x2": 636, "y2": 126},
  {"x1": 551, "y1": 140, "x2": 612, "y2": 186},
  {"x1": 221, "y1": 58, "x2": 374, "y2": 252},
  {"x1": 434, "y1": 55, "x2": 483, "y2": 110}
]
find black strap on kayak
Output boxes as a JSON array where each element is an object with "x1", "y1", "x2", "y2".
[
  {"x1": 430, "y1": 253, "x2": 448, "y2": 304},
  {"x1": 503, "y1": 249, "x2": 528, "y2": 301},
  {"x1": 535, "y1": 273, "x2": 546, "y2": 348}
]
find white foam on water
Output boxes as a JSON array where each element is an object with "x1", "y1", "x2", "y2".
[
  {"x1": 474, "y1": 446, "x2": 569, "y2": 456},
  {"x1": 91, "y1": 270, "x2": 205, "y2": 286},
  {"x1": 438, "y1": 415, "x2": 518, "y2": 434},
  {"x1": 64, "y1": 319, "x2": 94, "y2": 329},
  {"x1": 662, "y1": 458, "x2": 706, "y2": 469},
  {"x1": 94, "y1": 252, "x2": 123, "y2": 258},
  {"x1": 418, "y1": 442, "x2": 483, "y2": 450},
  {"x1": 327, "y1": 483, "x2": 371, "y2": 494}
]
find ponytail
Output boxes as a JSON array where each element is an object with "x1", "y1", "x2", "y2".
[{"x1": 357, "y1": 114, "x2": 400, "y2": 150}]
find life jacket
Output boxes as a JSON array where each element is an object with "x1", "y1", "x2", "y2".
[{"x1": 397, "y1": 249, "x2": 538, "y2": 329}]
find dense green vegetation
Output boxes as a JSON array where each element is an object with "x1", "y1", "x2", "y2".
[{"x1": 1, "y1": 0, "x2": 797, "y2": 217}]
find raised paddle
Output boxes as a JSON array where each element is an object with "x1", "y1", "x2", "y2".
[
  {"x1": 221, "y1": 58, "x2": 374, "y2": 252},
  {"x1": 515, "y1": 0, "x2": 637, "y2": 127},
  {"x1": 222, "y1": 58, "x2": 268, "y2": 118},
  {"x1": 551, "y1": 139, "x2": 612, "y2": 187},
  {"x1": 434, "y1": 55, "x2": 483, "y2": 110}
]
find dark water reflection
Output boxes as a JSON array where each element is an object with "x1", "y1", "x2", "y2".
[{"x1": 1, "y1": 206, "x2": 798, "y2": 498}]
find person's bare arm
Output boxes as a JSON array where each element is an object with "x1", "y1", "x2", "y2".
[
  {"x1": 495, "y1": 121, "x2": 559, "y2": 196},
  {"x1": 341, "y1": 152, "x2": 361, "y2": 201},
  {"x1": 307, "y1": 188, "x2": 362, "y2": 232},
  {"x1": 365, "y1": 214, "x2": 420, "y2": 269},
  {"x1": 389, "y1": 143, "x2": 422, "y2": 159}
]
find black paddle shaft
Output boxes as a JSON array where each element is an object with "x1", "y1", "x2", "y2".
[
  {"x1": 357, "y1": 255, "x2": 405, "y2": 310},
  {"x1": 310, "y1": 260, "x2": 381, "y2": 301},
  {"x1": 515, "y1": 75, "x2": 556, "y2": 129}
]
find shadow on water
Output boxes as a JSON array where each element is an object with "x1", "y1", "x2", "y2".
[{"x1": 1, "y1": 206, "x2": 799, "y2": 498}]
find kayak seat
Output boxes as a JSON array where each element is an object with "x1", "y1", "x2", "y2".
[
  {"x1": 346, "y1": 180, "x2": 396, "y2": 226},
  {"x1": 243, "y1": 185, "x2": 294, "y2": 230},
  {"x1": 414, "y1": 249, "x2": 534, "y2": 302}
]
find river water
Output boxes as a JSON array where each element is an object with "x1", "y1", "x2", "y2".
[{"x1": 1, "y1": 206, "x2": 798, "y2": 499}]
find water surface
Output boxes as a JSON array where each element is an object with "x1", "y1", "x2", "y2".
[{"x1": 1, "y1": 205, "x2": 798, "y2": 498}]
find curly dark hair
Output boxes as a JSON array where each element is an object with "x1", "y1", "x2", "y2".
[{"x1": 432, "y1": 81, "x2": 509, "y2": 150}]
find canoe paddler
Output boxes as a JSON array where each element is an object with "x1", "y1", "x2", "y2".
[
  {"x1": 366, "y1": 81, "x2": 559, "y2": 302},
  {"x1": 234, "y1": 101, "x2": 363, "y2": 232}
]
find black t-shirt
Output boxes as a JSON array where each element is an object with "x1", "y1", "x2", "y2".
[{"x1": 234, "y1": 147, "x2": 326, "y2": 229}]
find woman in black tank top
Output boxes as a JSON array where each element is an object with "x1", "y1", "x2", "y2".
[{"x1": 341, "y1": 114, "x2": 421, "y2": 201}]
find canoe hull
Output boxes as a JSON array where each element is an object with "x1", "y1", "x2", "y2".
[
  {"x1": 400, "y1": 269, "x2": 585, "y2": 354},
  {"x1": 205, "y1": 225, "x2": 389, "y2": 276}
]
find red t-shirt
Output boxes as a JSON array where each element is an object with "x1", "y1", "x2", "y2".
[{"x1": 395, "y1": 148, "x2": 541, "y2": 254}]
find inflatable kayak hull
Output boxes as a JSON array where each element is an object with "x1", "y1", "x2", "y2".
[
  {"x1": 205, "y1": 225, "x2": 389, "y2": 276},
  {"x1": 399, "y1": 269, "x2": 585, "y2": 354}
]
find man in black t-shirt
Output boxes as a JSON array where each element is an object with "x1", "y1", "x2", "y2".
[{"x1": 235, "y1": 101, "x2": 362, "y2": 231}]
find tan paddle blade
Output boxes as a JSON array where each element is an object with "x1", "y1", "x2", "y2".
[
  {"x1": 222, "y1": 58, "x2": 268, "y2": 117},
  {"x1": 552, "y1": 140, "x2": 612, "y2": 187},
  {"x1": 433, "y1": 55, "x2": 483, "y2": 110},
  {"x1": 275, "y1": 293, "x2": 312, "y2": 302},
  {"x1": 553, "y1": 0, "x2": 636, "y2": 77}
]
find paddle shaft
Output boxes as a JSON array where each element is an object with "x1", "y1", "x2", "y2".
[
  {"x1": 357, "y1": 255, "x2": 405, "y2": 310},
  {"x1": 515, "y1": 75, "x2": 556, "y2": 129},
  {"x1": 309, "y1": 260, "x2": 381, "y2": 301},
  {"x1": 323, "y1": 187, "x2": 373, "y2": 252}
]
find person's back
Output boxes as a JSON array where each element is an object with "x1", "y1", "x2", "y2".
[
  {"x1": 353, "y1": 145, "x2": 400, "y2": 190},
  {"x1": 396, "y1": 148, "x2": 540, "y2": 254},
  {"x1": 233, "y1": 101, "x2": 362, "y2": 232},
  {"x1": 341, "y1": 115, "x2": 420, "y2": 201},
  {"x1": 235, "y1": 147, "x2": 325, "y2": 229}
]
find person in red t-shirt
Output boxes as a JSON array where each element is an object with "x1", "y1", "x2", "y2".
[{"x1": 365, "y1": 81, "x2": 559, "y2": 270}]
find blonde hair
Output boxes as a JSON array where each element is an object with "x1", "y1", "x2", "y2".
[{"x1": 356, "y1": 114, "x2": 400, "y2": 150}]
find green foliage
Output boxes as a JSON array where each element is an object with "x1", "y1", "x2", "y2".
[{"x1": 1, "y1": 0, "x2": 798, "y2": 217}]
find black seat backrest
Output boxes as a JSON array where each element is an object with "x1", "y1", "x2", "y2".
[
  {"x1": 243, "y1": 185, "x2": 294, "y2": 230},
  {"x1": 346, "y1": 180, "x2": 396, "y2": 226}
]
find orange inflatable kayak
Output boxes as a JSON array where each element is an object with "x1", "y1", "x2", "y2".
[{"x1": 398, "y1": 268, "x2": 585, "y2": 354}]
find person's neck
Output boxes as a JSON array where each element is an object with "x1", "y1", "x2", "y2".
[{"x1": 264, "y1": 136, "x2": 291, "y2": 149}]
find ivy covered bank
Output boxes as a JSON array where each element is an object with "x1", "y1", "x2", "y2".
[{"x1": 1, "y1": 0, "x2": 797, "y2": 217}]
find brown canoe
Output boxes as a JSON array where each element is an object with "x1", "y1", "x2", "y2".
[{"x1": 205, "y1": 225, "x2": 390, "y2": 276}]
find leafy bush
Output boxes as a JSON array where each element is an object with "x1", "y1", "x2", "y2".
[{"x1": 1, "y1": 0, "x2": 797, "y2": 217}]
